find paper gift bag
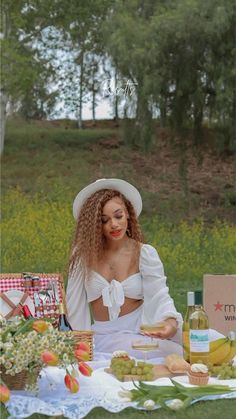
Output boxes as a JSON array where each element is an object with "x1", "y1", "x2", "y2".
[{"x1": 203, "y1": 274, "x2": 236, "y2": 336}]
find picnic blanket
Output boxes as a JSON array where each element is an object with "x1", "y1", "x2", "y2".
[{"x1": 5, "y1": 353, "x2": 236, "y2": 419}]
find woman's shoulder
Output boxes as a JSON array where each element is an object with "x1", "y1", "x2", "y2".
[
  {"x1": 140, "y1": 243, "x2": 158, "y2": 254},
  {"x1": 139, "y1": 243, "x2": 162, "y2": 265}
]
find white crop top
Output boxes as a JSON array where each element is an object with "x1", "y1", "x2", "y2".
[
  {"x1": 85, "y1": 272, "x2": 143, "y2": 320},
  {"x1": 66, "y1": 244, "x2": 183, "y2": 331}
]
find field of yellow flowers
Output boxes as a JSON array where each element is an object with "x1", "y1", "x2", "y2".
[{"x1": 2, "y1": 189, "x2": 235, "y2": 314}]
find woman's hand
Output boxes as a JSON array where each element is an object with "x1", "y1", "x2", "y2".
[{"x1": 143, "y1": 318, "x2": 177, "y2": 340}]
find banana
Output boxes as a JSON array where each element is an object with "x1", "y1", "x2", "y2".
[
  {"x1": 209, "y1": 337, "x2": 228, "y2": 353},
  {"x1": 209, "y1": 339, "x2": 231, "y2": 365},
  {"x1": 183, "y1": 337, "x2": 228, "y2": 356},
  {"x1": 220, "y1": 340, "x2": 236, "y2": 364}
]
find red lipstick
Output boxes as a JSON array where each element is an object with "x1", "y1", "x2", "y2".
[{"x1": 110, "y1": 230, "x2": 122, "y2": 237}]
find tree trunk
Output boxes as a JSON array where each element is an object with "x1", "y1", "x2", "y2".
[
  {"x1": 92, "y1": 84, "x2": 96, "y2": 126},
  {"x1": 1, "y1": 5, "x2": 11, "y2": 154},
  {"x1": 135, "y1": 86, "x2": 153, "y2": 150},
  {"x1": 114, "y1": 70, "x2": 119, "y2": 120},
  {"x1": 231, "y1": 85, "x2": 236, "y2": 153},
  {"x1": 160, "y1": 95, "x2": 167, "y2": 128},
  {"x1": 0, "y1": 91, "x2": 7, "y2": 156},
  {"x1": 77, "y1": 51, "x2": 84, "y2": 129},
  {"x1": 193, "y1": 99, "x2": 203, "y2": 146}
]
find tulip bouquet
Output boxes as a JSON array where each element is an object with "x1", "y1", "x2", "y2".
[
  {"x1": 119, "y1": 379, "x2": 236, "y2": 411},
  {"x1": 0, "y1": 315, "x2": 92, "y2": 400}
]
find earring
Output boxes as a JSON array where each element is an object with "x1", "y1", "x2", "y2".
[{"x1": 126, "y1": 227, "x2": 131, "y2": 237}]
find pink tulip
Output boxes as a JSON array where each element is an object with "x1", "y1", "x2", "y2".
[
  {"x1": 32, "y1": 320, "x2": 49, "y2": 333},
  {"x1": 41, "y1": 351, "x2": 59, "y2": 366},
  {"x1": 64, "y1": 373, "x2": 79, "y2": 393},
  {"x1": 78, "y1": 362, "x2": 92, "y2": 376},
  {"x1": 74, "y1": 341, "x2": 90, "y2": 353},
  {"x1": 0, "y1": 384, "x2": 10, "y2": 403},
  {"x1": 74, "y1": 349, "x2": 90, "y2": 362}
]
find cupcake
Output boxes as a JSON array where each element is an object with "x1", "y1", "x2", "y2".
[
  {"x1": 111, "y1": 350, "x2": 130, "y2": 361},
  {"x1": 188, "y1": 363, "x2": 209, "y2": 385}
]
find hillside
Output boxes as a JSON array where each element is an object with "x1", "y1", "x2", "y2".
[{"x1": 2, "y1": 118, "x2": 236, "y2": 225}]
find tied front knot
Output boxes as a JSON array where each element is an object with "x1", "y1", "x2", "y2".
[{"x1": 102, "y1": 279, "x2": 125, "y2": 320}]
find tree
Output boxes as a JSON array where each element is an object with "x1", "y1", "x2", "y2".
[
  {"x1": 103, "y1": 0, "x2": 157, "y2": 148},
  {"x1": 0, "y1": 0, "x2": 59, "y2": 154},
  {"x1": 50, "y1": 0, "x2": 112, "y2": 128}
]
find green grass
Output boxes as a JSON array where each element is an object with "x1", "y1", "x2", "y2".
[
  {"x1": 83, "y1": 399, "x2": 236, "y2": 419},
  {"x1": 2, "y1": 119, "x2": 115, "y2": 199},
  {"x1": 2, "y1": 399, "x2": 236, "y2": 419},
  {"x1": 3, "y1": 118, "x2": 236, "y2": 224},
  {"x1": 1, "y1": 119, "x2": 236, "y2": 418}
]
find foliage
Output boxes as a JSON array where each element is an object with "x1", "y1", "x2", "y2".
[
  {"x1": 2, "y1": 0, "x2": 235, "y2": 152},
  {"x1": 1, "y1": 1, "x2": 57, "y2": 100},
  {"x1": 0, "y1": 0, "x2": 59, "y2": 153},
  {"x1": 143, "y1": 217, "x2": 236, "y2": 313},
  {"x1": 1, "y1": 190, "x2": 236, "y2": 316},
  {"x1": 1, "y1": 189, "x2": 73, "y2": 276},
  {"x1": 118, "y1": 379, "x2": 236, "y2": 411},
  {"x1": 103, "y1": 0, "x2": 236, "y2": 149}
]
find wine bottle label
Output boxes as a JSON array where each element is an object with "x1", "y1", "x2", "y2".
[{"x1": 189, "y1": 329, "x2": 209, "y2": 352}]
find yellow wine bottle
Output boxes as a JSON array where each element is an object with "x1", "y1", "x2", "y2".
[
  {"x1": 182, "y1": 291, "x2": 195, "y2": 361},
  {"x1": 189, "y1": 290, "x2": 209, "y2": 365}
]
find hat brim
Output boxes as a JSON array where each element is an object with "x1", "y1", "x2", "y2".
[{"x1": 73, "y1": 178, "x2": 142, "y2": 219}]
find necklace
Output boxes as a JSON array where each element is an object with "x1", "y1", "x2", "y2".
[
  {"x1": 107, "y1": 260, "x2": 117, "y2": 278},
  {"x1": 103, "y1": 240, "x2": 134, "y2": 279}
]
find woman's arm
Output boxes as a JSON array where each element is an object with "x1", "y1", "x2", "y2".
[
  {"x1": 140, "y1": 244, "x2": 183, "y2": 342},
  {"x1": 66, "y1": 265, "x2": 91, "y2": 330}
]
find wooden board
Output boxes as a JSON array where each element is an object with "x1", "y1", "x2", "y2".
[{"x1": 105, "y1": 364, "x2": 185, "y2": 381}]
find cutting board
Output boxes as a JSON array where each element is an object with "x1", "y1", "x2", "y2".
[{"x1": 105, "y1": 364, "x2": 184, "y2": 381}]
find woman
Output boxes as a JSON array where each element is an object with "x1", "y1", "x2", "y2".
[{"x1": 66, "y1": 178, "x2": 183, "y2": 358}]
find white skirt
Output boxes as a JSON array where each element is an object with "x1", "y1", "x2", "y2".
[
  {"x1": 91, "y1": 305, "x2": 224, "y2": 360},
  {"x1": 91, "y1": 305, "x2": 184, "y2": 359}
]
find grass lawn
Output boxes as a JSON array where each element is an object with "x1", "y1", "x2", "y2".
[
  {"x1": 2, "y1": 399, "x2": 236, "y2": 419},
  {"x1": 1, "y1": 119, "x2": 236, "y2": 418}
]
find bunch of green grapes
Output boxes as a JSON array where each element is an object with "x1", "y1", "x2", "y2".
[
  {"x1": 110, "y1": 358, "x2": 154, "y2": 381},
  {"x1": 208, "y1": 363, "x2": 236, "y2": 380}
]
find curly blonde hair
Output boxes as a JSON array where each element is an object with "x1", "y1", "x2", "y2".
[{"x1": 68, "y1": 189, "x2": 144, "y2": 280}]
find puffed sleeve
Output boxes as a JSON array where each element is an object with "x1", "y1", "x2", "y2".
[
  {"x1": 66, "y1": 264, "x2": 92, "y2": 330},
  {"x1": 140, "y1": 244, "x2": 183, "y2": 344}
]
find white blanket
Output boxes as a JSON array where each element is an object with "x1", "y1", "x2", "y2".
[{"x1": 5, "y1": 352, "x2": 236, "y2": 419}]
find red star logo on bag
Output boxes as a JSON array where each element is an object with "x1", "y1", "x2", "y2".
[{"x1": 214, "y1": 301, "x2": 223, "y2": 311}]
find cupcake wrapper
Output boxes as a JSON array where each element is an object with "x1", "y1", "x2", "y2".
[{"x1": 188, "y1": 372, "x2": 209, "y2": 386}]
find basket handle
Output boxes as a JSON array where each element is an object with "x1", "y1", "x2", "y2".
[{"x1": 0, "y1": 292, "x2": 29, "y2": 319}]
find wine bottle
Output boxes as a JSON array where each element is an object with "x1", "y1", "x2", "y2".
[
  {"x1": 182, "y1": 291, "x2": 195, "y2": 361},
  {"x1": 20, "y1": 303, "x2": 35, "y2": 320},
  {"x1": 189, "y1": 290, "x2": 209, "y2": 365},
  {"x1": 58, "y1": 303, "x2": 73, "y2": 331}
]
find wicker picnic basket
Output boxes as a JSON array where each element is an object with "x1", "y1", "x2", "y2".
[
  {"x1": 1, "y1": 366, "x2": 42, "y2": 391},
  {"x1": 0, "y1": 272, "x2": 94, "y2": 360},
  {"x1": 67, "y1": 330, "x2": 94, "y2": 360}
]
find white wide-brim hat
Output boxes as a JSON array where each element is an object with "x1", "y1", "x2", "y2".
[{"x1": 73, "y1": 178, "x2": 142, "y2": 219}]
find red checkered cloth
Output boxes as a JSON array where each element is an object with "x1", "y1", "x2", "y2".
[
  {"x1": 0, "y1": 274, "x2": 64, "y2": 319},
  {"x1": 0, "y1": 275, "x2": 62, "y2": 301}
]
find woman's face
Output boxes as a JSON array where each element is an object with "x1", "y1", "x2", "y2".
[{"x1": 101, "y1": 197, "x2": 129, "y2": 241}]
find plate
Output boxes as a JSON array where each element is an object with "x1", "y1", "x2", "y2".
[{"x1": 0, "y1": 290, "x2": 35, "y2": 319}]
